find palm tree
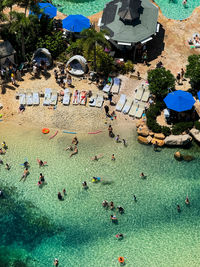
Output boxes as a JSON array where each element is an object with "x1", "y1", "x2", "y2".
[
  {"x1": 79, "y1": 28, "x2": 110, "y2": 72},
  {"x1": 9, "y1": 11, "x2": 31, "y2": 60}
]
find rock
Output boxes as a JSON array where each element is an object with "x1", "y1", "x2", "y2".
[
  {"x1": 151, "y1": 138, "x2": 165, "y2": 147},
  {"x1": 146, "y1": 136, "x2": 153, "y2": 143},
  {"x1": 182, "y1": 155, "x2": 194, "y2": 161},
  {"x1": 164, "y1": 134, "x2": 192, "y2": 146},
  {"x1": 149, "y1": 131, "x2": 154, "y2": 136},
  {"x1": 174, "y1": 151, "x2": 183, "y2": 161},
  {"x1": 138, "y1": 136, "x2": 150, "y2": 145},
  {"x1": 154, "y1": 133, "x2": 165, "y2": 140},
  {"x1": 136, "y1": 119, "x2": 146, "y2": 128},
  {"x1": 190, "y1": 128, "x2": 200, "y2": 142},
  {"x1": 137, "y1": 126, "x2": 149, "y2": 137}
]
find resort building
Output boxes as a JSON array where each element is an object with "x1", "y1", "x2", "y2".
[{"x1": 99, "y1": 0, "x2": 159, "y2": 54}]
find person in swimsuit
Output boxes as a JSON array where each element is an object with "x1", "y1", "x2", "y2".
[
  {"x1": 70, "y1": 146, "x2": 78, "y2": 157},
  {"x1": 72, "y1": 137, "x2": 78, "y2": 145},
  {"x1": 20, "y1": 168, "x2": 29, "y2": 182},
  {"x1": 5, "y1": 163, "x2": 10, "y2": 170}
]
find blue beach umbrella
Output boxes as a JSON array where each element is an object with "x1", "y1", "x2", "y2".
[
  {"x1": 164, "y1": 90, "x2": 195, "y2": 112},
  {"x1": 62, "y1": 15, "x2": 90, "y2": 33},
  {"x1": 197, "y1": 91, "x2": 200, "y2": 100},
  {"x1": 29, "y1": 3, "x2": 57, "y2": 19}
]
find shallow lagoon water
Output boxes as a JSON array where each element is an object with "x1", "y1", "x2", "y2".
[{"x1": 1, "y1": 123, "x2": 200, "y2": 266}]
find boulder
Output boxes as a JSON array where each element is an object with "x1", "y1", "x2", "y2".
[
  {"x1": 174, "y1": 151, "x2": 194, "y2": 161},
  {"x1": 138, "y1": 136, "x2": 150, "y2": 145},
  {"x1": 154, "y1": 133, "x2": 165, "y2": 140},
  {"x1": 174, "y1": 151, "x2": 183, "y2": 161},
  {"x1": 189, "y1": 128, "x2": 200, "y2": 142},
  {"x1": 164, "y1": 134, "x2": 192, "y2": 146},
  {"x1": 136, "y1": 119, "x2": 146, "y2": 128},
  {"x1": 151, "y1": 138, "x2": 165, "y2": 147},
  {"x1": 182, "y1": 155, "x2": 194, "y2": 161},
  {"x1": 137, "y1": 126, "x2": 149, "y2": 137}
]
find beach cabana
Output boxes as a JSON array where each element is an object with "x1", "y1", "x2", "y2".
[
  {"x1": 66, "y1": 55, "x2": 87, "y2": 76},
  {"x1": 29, "y1": 3, "x2": 57, "y2": 19},
  {"x1": 99, "y1": 0, "x2": 158, "y2": 49},
  {"x1": 164, "y1": 90, "x2": 195, "y2": 112},
  {"x1": 32, "y1": 48, "x2": 52, "y2": 67},
  {"x1": 62, "y1": 15, "x2": 90, "y2": 33}
]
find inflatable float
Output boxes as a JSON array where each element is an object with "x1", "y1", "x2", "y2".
[
  {"x1": 63, "y1": 131, "x2": 77, "y2": 134},
  {"x1": 88, "y1": 130, "x2": 102, "y2": 134},
  {"x1": 49, "y1": 130, "x2": 58, "y2": 139},
  {"x1": 42, "y1": 128, "x2": 50, "y2": 134},
  {"x1": 118, "y1": 257, "x2": 125, "y2": 264}
]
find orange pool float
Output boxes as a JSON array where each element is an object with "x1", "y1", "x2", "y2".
[
  {"x1": 118, "y1": 257, "x2": 124, "y2": 264},
  {"x1": 42, "y1": 128, "x2": 50, "y2": 134}
]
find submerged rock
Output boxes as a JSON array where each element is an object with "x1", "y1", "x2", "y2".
[
  {"x1": 174, "y1": 151, "x2": 194, "y2": 161},
  {"x1": 164, "y1": 134, "x2": 192, "y2": 146},
  {"x1": 174, "y1": 151, "x2": 183, "y2": 161}
]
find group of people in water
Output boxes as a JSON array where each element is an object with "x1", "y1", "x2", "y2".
[
  {"x1": 65, "y1": 137, "x2": 79, "y2": 157},
  {"x1": 102, "y1": 200, "x2": 125, "y2": 223}
]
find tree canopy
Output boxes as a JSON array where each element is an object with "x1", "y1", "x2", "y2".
[
  {"x1": 147, "y1": 68, "x2": 175, "y2": 99},
  {"x1": 185, "y1": 55, "x2": 200, "y2": 92}
]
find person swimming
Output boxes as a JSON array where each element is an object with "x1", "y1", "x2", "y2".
[
  {"x1": 0, "y1": 148, "x2": 5, "y2": 154},
  {"x1": 133, "y1": 195, "x2": 137, "y2": 202},
  {"x1": 72, "y1": 137, "x2": 78, "y2": 145},
  {"x1": 110, "y1": 201, "x2": 114, "y2": 210},
  {"x1": 140, "y1": 172, "x2": 145, "y2": 178},
  {"x1": 65, "y1": 146, "x2": 73, "y2": 151},
  {"x1": 2, "y1": 141, "x2": 8, "y2": 149},
  {"x1": 24, "y1": 161, "x2": 29, "y2": 168},
  {"x1": 58, "y1": 192, "x2": 63, "y2": 201},
  {"x1": 102, "y1": 200, "x2": 108, "y2": 208},
  {"x1": 110, "y1": 214, "x2": 117, "y2": 222},
  {"x1": 91, "y1": 154, "x2": 103, "y2": 161},
  {"x1": 5, "y1": 163, "x2": 10, "y2": 170},
  {"x1": 70, "y1": 146, "x2": 78, "y2": 157},
  {"x1": 116, "y1": 233, "x2": 123, "y2": 240},
  {"x1": 177, "y1": 204, "x2": 181, "y2": 212},
  {"x1": 82, "y1": 181, "x2": 88, "y2": 189},
  {"x1": 20, "y1": 168, "x2": 29, "y2": 182},
  {"x1": 111, "y1": 154, "x2": 115, "y2": 161},
  {"x1": 54, "y1": 258, "x2": 59, "y2": 266},
  {"x1": 63, "y1": 188, "x2": 66, "y2": 195},
  {"x1": 185, "y1": 196, "x2": 190, "y2": 205},
  {"x1": 117, "y1": 206, "x2": 124, "y2": 214},
  {"x1": 0, "y1": 159, "x2": 3, "y2": 164}
]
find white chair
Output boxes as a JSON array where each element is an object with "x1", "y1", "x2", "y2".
[
  {"x1": 89, "y1": 94, "x2": 97, "y2": 107},
  {"x1": 103, "y1": 78, "x2": 113, "y2": 93},
  {"x1": 142, "y1": 89, "x2": 150, "y2": 102},
  {"x1": 122, "y1": 97, "x2": 133, "y2": 114},
  {"x1": 96, "y1": 94, "x2": 104, "y2": 108},
  {"x1": 135, "y1": 102, "x2": 146, "y2": 118},
  {"x1": 33, "y1": 92, "x2": 40, "y2": 105},
  {"x1": 50, "y1": 90, "x2": 58, "y2": 106},
  {"x1": 26, "y1": 90, "x2": 33, "y2": 106},
  {"x1": 129, "y1": 102, "x2": 139, "y2": 117},
  {"x1": 135, "y1": 86, "x2": 144, "y2": 101},
  {"x1": 43, "y1": 88, "x2": 52, "y2": 106},
  {"x1": 116, "y1": 94, "x2": 126, "y2": 112},
  {"x1": 63, "y1": 88, "x2": 70, "y2": 105},
  {"x1": 111, "y1": 77, "x2": 121, "y2": 94},
  {"x1": 19, "y1": 93, "x2": 26, "y2": 105}
]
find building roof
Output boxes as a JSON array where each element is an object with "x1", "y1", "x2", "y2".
[
  {"x1": 0, "y1": 41, "x2": 16, "y2": 59},
  {"x1": 101, "y1": 0, "x2": 158, "y2": 44}
]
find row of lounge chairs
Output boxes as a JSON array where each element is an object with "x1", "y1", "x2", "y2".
[
  {"x1": 103, "y1": 77, "x2": 121, "y2": 94},
  {"x1": 115, "y1": 84, "x2": 150, "y2": 118}
]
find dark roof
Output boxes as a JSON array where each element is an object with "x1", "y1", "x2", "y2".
[
  {"x1": 101, "y1": 0, "x2": 158, "y2": 44},
  {"x1": 118, "y1": 0, "x2": 142, "y2": 21},
  {"x1": 0, "y1": 41, "x2": 16, "y2": 59}
]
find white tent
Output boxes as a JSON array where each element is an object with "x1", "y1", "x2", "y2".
[
  {"x1": 32, "y1": 48, "x2": 52, "y2": 67},
  {"x1": 66, "y1": 55, "x2": 87, "y2": 76}
]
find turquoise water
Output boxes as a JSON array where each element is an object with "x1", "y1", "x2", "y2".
[
  {"x1": 154, "y1": 0, "x2": 200, "y2": 20},
  {"x1": 1, "y1": 122, "x2": 200, "y2": 266},
  {"x1": 52, "y1": 0, "x2": 200, "y2": 20},
  {"x1": 52, "y1": 0, "x2": 110, "y2": 16}
]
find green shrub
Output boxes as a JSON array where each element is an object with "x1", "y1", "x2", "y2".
[
  {"x1": 172, "y1": 122, "x2": 193, "y2": 135},
  {"x1": 194, "y1": 120, "x2": 200, "y2": 130},
  {"x1": 161, "y1": 126, "x2": 171, "y2": 136},
  {"x1": 146, "y1": 118, "x2": 162, "y2": 133}
]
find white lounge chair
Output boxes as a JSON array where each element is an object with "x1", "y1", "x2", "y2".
[
  {"x1": 33, "y1": 92, "x2": 40, "y2": 105},
  {"x1": 129, "y1": 102, "x2": 139, "y2": 117},
  {"x1": 26, "y1": 90, "x2": 33, "y2": 106},
  {"x1": 50, "y1": 90, "x2": 58, "y2": 106},
  {"x1": 73, "y1": 90, "x2": 80, "y2": 105},
  {"x1": 135, "y1": 86, "x2": 144, "y2": 101},
  {"x1": 43, "y1": 88, "x2": 52, "y2": 106},
  {"x1": 96, "y1": 94, "x2": 104, "y2": 108},
  {"x1": 89, "y1": 94, "x2": 97, "y2": 107},
  {"x1": 103, "y1": 78, "x2": 113, "y2": 93},
  {"x1": 135, "y1": 103, "x2": 146, "y2": 118},
  {"x1": 19, "y1": 93, "x2": 26, "y2": 105},
  {"x1": 142, "y1": 89, "x2": 150, "y2": 102},
  {"x1": 79, "y1": 90, "x2": 87, "y2": 105},
  {"x1": 63, "y1": 88, "x2": 70, "y2": 105},
  {"x1": 116, "y1": 94, "x2": 126, "y2": 112},
  {"x1": 122, "y1": 97, "x2": 133, "y2": 114},
  {"x1": 111, "y1": 77, "x2": 121, "y2": 94}
]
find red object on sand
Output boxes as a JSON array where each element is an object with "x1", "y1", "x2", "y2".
[
  {"x1": 49, "y1": 130, "x2": 58, "y2": 139},
  {"x1": 88, "y1": 130, "x2": 102, "y2": 134}
]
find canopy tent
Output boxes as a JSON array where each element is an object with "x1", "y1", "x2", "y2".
[
  {"x1": 62, "y1": 15, "x2": 90, "y2": 33},
  {"x1": 32, "y1": 48, "x2": 52, "y2": 67},
  {"x1": 100, "y1": 0, "x2": 158, "y2": 45},
  {"x1": 164, "y1": 90, "x2": 195, "y2": 112},
  {"x1": 66, "y1": 55, "x2": 87, "y2": 76},
  {"x1": 29, "y1": 3, "x2": 57, "y2": 19}
]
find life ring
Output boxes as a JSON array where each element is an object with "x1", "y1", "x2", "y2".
[
  {"x1": 118, "y1": 257, "x2": 124, "y2": 263},
  {"x1": 42, "y1": 128, "x2": 50, "y2": 134}
]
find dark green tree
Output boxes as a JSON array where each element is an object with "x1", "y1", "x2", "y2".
[
  {"x1": 185, "y1": 55, "x2": 200, "y2": 92},
  {"x1": 79, "y1": 28, "x2": 109, "y2": 72},
  {"x1": 147, "y1": 68, "x2": 175, "y2": 99}
]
